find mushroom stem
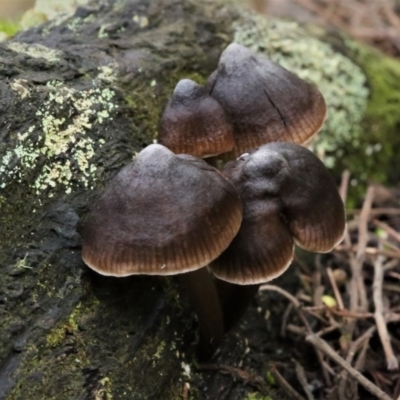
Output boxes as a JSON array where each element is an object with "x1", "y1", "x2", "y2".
[
  {"x1": 178, "y1": 268, "x2": 225, "y2": 360},
  {"x1": 215, "y1": 280, "x2": 260, "y2": 331}
]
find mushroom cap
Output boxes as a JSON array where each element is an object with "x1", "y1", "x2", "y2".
[
  {"x1": 209, "y1": 142, "x2": 346, "y2": 284},
  {"x1": 158, "y1": 79, "x2": 234, "y2": 158},
  {"x1": 81, "y1": 144, "x2": 242, "y2": 277},
  {"x1": 206, "y1": 43, "x2": 327, "y2": 158}
]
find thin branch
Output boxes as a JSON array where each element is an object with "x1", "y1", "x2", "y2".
[
  {"x1": 347, "y1": 208, "x2": 400, "y2": 216},
  {"x1": 339, "y1": 169, "x2": 350, "y2": 203},
  {"x1": 270, "y1": 365, "x2": 306, "y2": 400},
  {"x1": 197, "y1": 363, "x2": 269, "y2": 394},
  {"x1": 334, "y1": 244, "x2": 400, "y2": 259},
  {"x1": 373, "y1": 253, "x2": 399, "y2": 370},
  {"x1": 259, "y1": 284, "x2": 331, "y2": 386},
  {"x1": 338, "y1": 326, "x2": 377, "y2": 398},
  {"x1": 327, "y1": 266, "x2": 345, "y2": 310},
  {"x1": 306, "y1": 334, "x2": 393, "y2": 400},
  {"x1": 373, "y1": 219, "x2": 400, "y2": 244},
  {"x1": 259, "y1": 284, "x2": 311, "y2": 329},
  {"x1": 351, "y1": 186, "x2": 374, "y2": 313},
  {"x1": 293, "y1": 359, "x2": 315, "y2": 400}
]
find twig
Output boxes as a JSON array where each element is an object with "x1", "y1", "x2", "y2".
[
  {"x1": 384, "y1": 283, "x2": 400, "y2": 293},
  {"x1": 347, "y1": 208, "x2": 400, "y2": 216},
  {"x1": 293, "y1": 359, "x2": 315, "y2": 400},
  {"x1": 384, "y1": 258, "x2": 400, "y2": 271},
  {"x1": 388, "y1": 271, "x2": 400, "y2": 280},
  {"x1": 338, "y1": 326, "x2": 377, "y2": 398},
  {"x1": 259, "y1": 284, "x2": 311, "y2": 329},
  {"x1": 315, "y1": 323, "x2": 341, "y2": 337},
  {"x1": 306, "y1": 334, "x2": 393, "y2": 400},
  {"x1": 327, "y1": 267, "x2": 345, "y2": 310},
  {"x1": 197, "y1": 363, "x2": 269, "y2": 394},
  {"x1": 259, "y1": 284, "x2": 331, "y2": 385},
  {"x1": 373, "y1": 253, "x2": 399, "y2": 370},
  {"x1": 339, "y1": 169, "x2": 350, "y2": 203},
  {"x1": 334, "y1": 244, "x2": 400, "y2": 259},
  {"x1": 381, "y1": 0, "x2": 400, "y2": 28},
  {"x1": 281, "y1": 302, "x2": 294, "y2": 337},
  {"x1": 329, "y1": 308, "x2": 374, "y2": 319},
  {"x1": 353, "y1": 333, "x2": 372, "y2": 372},
  {"x1": 270, "y1": 365, "x2": 306, "y2": 400},
  {"x1": 182, "y1": 382, "x2": 189, "y2": 400},
  {"x1": 373, "y1": 218, "x2": 400, "y2": 244},
  {"x1": 313, "y1": 256, "x2": 324, "y2": 308},
  {"x1": 351, "y1": 186, "x2": 374, "y2": 314},
  {"x1": 287, "y1": 323, "x2": 307, "y2": 336}
]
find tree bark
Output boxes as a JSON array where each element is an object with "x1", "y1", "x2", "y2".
[{"x1": 0, "y1": 1, "x2": 236, "y2": 399}]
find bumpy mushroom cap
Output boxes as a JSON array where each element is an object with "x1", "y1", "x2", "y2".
[
  {"x1": 81, "y1": 144, "x2": 242, "y2": 277},
  {"x1": 158, "y1": 79, "x2": 234, "y2": 158},
  {"x1": 209, "y1": 142, "x2": 346, "y2": 284},
  {"x1": 206, "y1": 43, "x2": 327, "y2": 158}
]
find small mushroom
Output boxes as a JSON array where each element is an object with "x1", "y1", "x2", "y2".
[
  {"x1": 206, "y1": 43, "x2": 327, "y2": 158},
  {"x1": 209, "y1": 142, "x2": 345, "y2": 328},
  {"x1": 158, "y1": 79, "x2": 234, "y2": 158},
  {"x1": 81, "y1": 144, "x2": 242, "y2": 359}
]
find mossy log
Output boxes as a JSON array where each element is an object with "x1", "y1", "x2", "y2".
[
  {"x1": 0, "y1": 1, "x2": 236, "y2": 399},
  {"x1": 1, "y1": 1, "x2": 400, "y2": 399}
]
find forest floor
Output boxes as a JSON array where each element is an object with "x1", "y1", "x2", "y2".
[{"x1": 192, "y1": 1, "x2": 400, "y2": 400}]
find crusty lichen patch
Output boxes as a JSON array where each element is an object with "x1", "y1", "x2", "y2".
[
  {"x1": 7, "y1": 42, "x2": 64, "y2": 63},
  {"x1": 233, "y1": 13, "x2": 369, "y2": 168},
  {"x1": 0, "y1": 69, "x2": 118, "y2": 197}
]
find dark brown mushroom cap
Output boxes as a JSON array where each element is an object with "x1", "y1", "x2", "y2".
[
  {"x1": 158, "y1": 79, "x2": 234, "y2": 158},
  {"x1": 81, "y1": 144, "x2": 243, "y2": 277},
  {"x1": 209, "y1": 142, "x2": 345, "y2": 284},
  {"x1": 206, "y1": 43, "x2": 327, "y2": 158}
]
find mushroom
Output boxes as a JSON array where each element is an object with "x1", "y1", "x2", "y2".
[
  {"x1": 206, "y1": 43, "x2": 327, "y2": 158},
  {"x1": 209, "y1": 142, "x2": 346, "y2": 329},
  {"x1": 158, "y1": 79, "x2": 234, "y2": 158},
  {"x1": 81, "y1": 144, "x2": 242, "y2": 359}
]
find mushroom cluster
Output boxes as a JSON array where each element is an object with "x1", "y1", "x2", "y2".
[{"x1": 81, "y1": 43, "x2": 346, "y2": 360}]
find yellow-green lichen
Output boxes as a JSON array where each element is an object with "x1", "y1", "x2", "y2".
[
  {"x1": 132, "y1": 14, "x2": 149, "y2": 29},
  {"x1": 10, "y1": 79, "x2": 31, "y2": 99},
  {"x1": 153, "y1": 341, "x2": 166, "y2": 363},
  {"x1": 0, "y1": 72, "x2": 118, "y2": 196},
  {"x1": 233, "y1": 13, "x2": 369, "y2": 168},
  {"x1": 7, "y1": 42, "x2": 64, "y2": 63},
  {"x1": 93, "y1": 377, "x2": 113, "y2": 400}
]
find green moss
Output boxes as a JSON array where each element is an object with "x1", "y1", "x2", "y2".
[
  {"x1": 0, "y1": 19, "x2": 21, "y2": 37},
  {"x1": 7, "y1": 294, "x2": 104, "y2": 398},
  {"x1": 126, "y1": 71, "x2": 208, "y2": 141},
  {"x1": 46, "y1": 303, "x2": 83, "y2": 348},
  {"x1": 265, "y1": 371, "x2": 276, "y2": 385},
  {"x1": 350, "y1": 43, "x2": 400, "y2": 182}
]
